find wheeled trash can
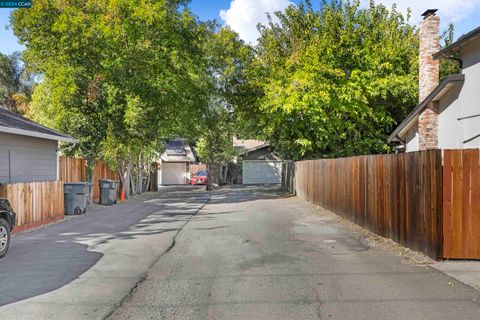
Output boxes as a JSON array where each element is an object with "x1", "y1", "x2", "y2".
[
  {"x1": 99, "y1": 179, "x2": 118, "y2": 205},
  {"x1": 64, "y1": 182, "x2": 89, "y2": 215}
]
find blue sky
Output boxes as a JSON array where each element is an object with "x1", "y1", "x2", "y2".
[{"x1": 1, "y1": 0, "x2": 480, "y2": 54}]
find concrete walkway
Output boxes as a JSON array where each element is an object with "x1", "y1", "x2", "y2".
[
  {"x1": 433, "y1": 262, "x2": 480, "y2": 292},
  {"x1": 0, "y1": 187, "x2": 209, "y2": 319}
]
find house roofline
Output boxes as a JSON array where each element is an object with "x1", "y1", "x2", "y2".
[
  {"x1": 239, "y1": 143, "x2": 270, "y2": 155},
  {"x1": 160, "y1": 159, "x2": 192, "y2": 163},
  {"x1": 0, "y1": 126, "x2": 78, "y2": 143},
  {"x1": 388, "y1": 74, "x2": 465, "y2": 143},
  {"x1": 433, "y1": 26, "x2": 480, "y2": 59}
]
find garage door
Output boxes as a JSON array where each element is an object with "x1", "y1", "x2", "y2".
[
  {"x1": 242, "y1": 161, "x2": 285, "y2": 184},
  {"x1": 161, "y1": 162, "x2": 187, "y2": 185}
]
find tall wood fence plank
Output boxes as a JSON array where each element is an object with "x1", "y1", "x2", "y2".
[
  {"x1": 294, "y1": 150, "x2": 444, "y2": 259},
  {"x1": 92, "y1": 160, "x2": 120, "y2": 203},
  {"x1": 0, "y1": 181, "x2": 64, "y2": 228},
  {"x1": 59, "y1": 156, "x2": 87, "y2": 183},
  {"x1": 443, "y1": 149, "x2": 480, "y2": 259},
  {"x1": 59, "y1": 156, "x2": 120, "y2": 204}
]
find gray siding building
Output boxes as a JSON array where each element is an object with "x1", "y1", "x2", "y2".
[
  {"x1": 0, "y1": 108, "x2": 76, "y2": 183},
  {"x1": 389, "y1": 10, "x2": 480, "y2": 151}
]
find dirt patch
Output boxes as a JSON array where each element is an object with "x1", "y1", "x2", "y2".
[{"x1": 302, "y1": 200, "x2": 434, "y2": 266}]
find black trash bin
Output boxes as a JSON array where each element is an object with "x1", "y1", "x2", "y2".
[
  {"x1": 64, "y1": 182, "x2": 89, "y2": 215},
  {"x1": 99, "y1": 179, "x2": 118, "y2": 205}
]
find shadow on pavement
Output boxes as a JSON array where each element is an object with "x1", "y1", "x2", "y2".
[
  {"x1": 0, "y1": 187, "x2": 207, "y2": 306},
  {"x1": 0, "y1": 185, "x2": 283, "y2": 306},
  {"x1": 209, "y1": 184, "x2": 293, "y2": 205}
]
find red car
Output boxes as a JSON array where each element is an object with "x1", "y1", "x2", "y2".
[{"x1": 191, "y1": 170, "x2": 208, "y2": 185}]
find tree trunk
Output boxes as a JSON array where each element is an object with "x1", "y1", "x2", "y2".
[
  {"x1": 130, "y1": 171, "x2": 136, "y2": 195},
  {"x1": 145, "y1": 163, "x2": 152, "y2": 192},
  {"x1": 219, "y1": 164, "x2": 223, "y2": 185},
  {"x1": 206, "y1": 161, "x2": 212, "y2": 191},
  {"x1": 136, "y1": 171, "x2": 142, "y2": 194},
  {"x1": 127, "y1": 161, "x2": 131, "y2": 198},
  {"x1": 86, "y1": 157, "x2": 95, "y2": 183},
  {"x1": 118, "y1": 157, "x2": 132, "y2": 200},
  {"x1": 136, "y1": 151, "x2": 145, "y2": 194},
  {"x1": 223, "y1": 164, "x2": 228, "y2": 185}
]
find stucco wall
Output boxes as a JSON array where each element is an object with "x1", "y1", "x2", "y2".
[
  {"x1": 438, "y1": 38, "x2": 480, "y2": 149},
  {"x1": 405, "y1": 37, "x2": 480, "y2": 152},
  {"x1": 438, "y1": 85, "x2": 463, "y2": 149},
  {"x1": 0, "y1": 132, "x2": 58, "y2": 183},
  {"x1": 458, "y1": 39, "x2": 480, "y2": 149},
  {"x1": 405, "y1": 122, "x2": 419, "y2": 152}
]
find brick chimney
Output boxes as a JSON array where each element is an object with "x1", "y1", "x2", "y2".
[{"x1": 418, "y1": 9, "x2": 440, "y2": 150}]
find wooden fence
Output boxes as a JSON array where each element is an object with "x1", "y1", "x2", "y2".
[
  {"x1": 0, "y1": 181, "x2": 64, "y2": 228},
  {"x1": 92, "y1": 160, "x2": 120, "y2": 203},
  {"x1": 59, "y1": 157, "x2": 120, "y2": 203},
  {"x1": 443, "y1": 149, "x2": 480, "y2": 259},
  {"x1": 59, "y1": 156, "x2": 87, "y2": 182},
  {"x1": 0, "y1": 158, "x2": 119, "y2": 231},
  {"x1": 294, "y1": 150, "x2": 444, "y2": 259}
]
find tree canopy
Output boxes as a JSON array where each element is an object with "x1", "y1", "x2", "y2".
[
  {"x1": 8, "y1": 0, "x2": 461, "y2": 190},
  {"x1": 0, "y1": 51, "x2": 32, "y2": 114},
  {"x1": 12, "y1": 0, "x2": 210, "y2": 193},
  {"x1": 237, "y1": 0, "x2": 420, "y2": 159},
  {"x1": 195, "y1": 26, "x2": 255, "y2": 187}
]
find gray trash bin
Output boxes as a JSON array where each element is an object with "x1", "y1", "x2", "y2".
[
  {"x1": 64, "y1": 182, "x2": 89, "y2": 215},
  {"x1": 86, "y1": 182, "x2": 93, "y2": 206},
  {"x1": 99, "y1": 180, "x2": 118, "y2": 205},
  {"x1": 111, "y1": 180, "x2": 119, "y2": 204}
]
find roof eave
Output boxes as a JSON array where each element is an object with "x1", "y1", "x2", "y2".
[
  {"x1": 388, "y1": 74, "x2": 465, "y2": 143},
  {"x1": 238, "y1": 143, "x2": 270, "y2": 155},
  {"x1": 0, "y1": 126, "x2": 78, "y2": 143},
  {"x1": 433, "y1": 26, "x2": 480, "y2": 59}
]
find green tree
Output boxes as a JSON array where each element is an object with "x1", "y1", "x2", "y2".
[
  {"x1": 195, "y1": 26, "x2": 254, "y2": 188},
  {"x1": 239, "y1": 0, "x2": 419, "y2": 159},
  {"x1": 0, "y1": 51, "x2": 32, "y2": 114},
  {"x1": 12, "y1": 0, "x2": 209, "y2": 196},
  {"x1": 439, "y1": 23, "x2": 461, "y2": 81},
  {"x1": 195, "y1": 108, "x2": 236, "y2": 188}
]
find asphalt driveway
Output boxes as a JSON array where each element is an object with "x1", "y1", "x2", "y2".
[
  {"x1": 110, "y1": 185, "x2": 480, "y2": 320},
  {"x1": 1, "y1": 185, "x2": 480, "y2": 320},
  {"x1": 0, "y1": 187, "x2": 209, "y2": 319}
]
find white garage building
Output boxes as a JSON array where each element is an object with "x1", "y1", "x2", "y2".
[
  {"x1": 233, "y1": 138, "x2": 288, "y2": 185},
  {"x1": 159, "y1": 139, "x2": 196, "y2": 186},
  {"x1": 242, "y1": 160, "x2": 287, "y2": 185}
]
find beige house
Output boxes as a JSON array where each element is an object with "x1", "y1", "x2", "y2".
[{"x1": 389, "y1": 9, "x2": 480, "y2": 151}]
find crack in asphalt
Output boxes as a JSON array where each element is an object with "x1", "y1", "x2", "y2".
[{"x1": 103, "y1": 195, "x2": 211, "y2": 320}]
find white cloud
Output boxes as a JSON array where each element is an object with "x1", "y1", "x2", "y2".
[
  {"x1": 220, "y1": 0, "x2": 294, "y2": 44},
  {"x1": 362, "y1": 0, "x2": 480, "y2": 25}
]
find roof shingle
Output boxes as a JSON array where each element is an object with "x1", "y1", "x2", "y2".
[{"x1": 0, "y1": 108, "x2": 76, "y2": 143}]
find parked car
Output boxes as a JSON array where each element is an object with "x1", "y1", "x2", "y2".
[
  {"x1": 191, "y1": 170, "x2": 208, "y2": 185},
  {"x1": 0, "y1": 199, "x2": 16, "y2": 258}
]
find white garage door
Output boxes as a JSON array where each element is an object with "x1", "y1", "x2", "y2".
[
  {"x1": 242, "y1": 161, "x2": 285, "y2": 185},
  {"x1": 161, "y1": 162, "x2": 187, "y2": 185}
]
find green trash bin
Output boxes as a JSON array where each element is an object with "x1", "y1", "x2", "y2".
[{"x1": 64, "y1": 182, "x2": 89, "y2": 215}]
